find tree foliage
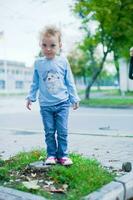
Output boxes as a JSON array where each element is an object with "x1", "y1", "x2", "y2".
[
  {"x1": 73, "y1": 0, "x2": 133, "y2": 98},
  {"x1": 74, "y1": 0, "x2": 133, "y2": 56}
]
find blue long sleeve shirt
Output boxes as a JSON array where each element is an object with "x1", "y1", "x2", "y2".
[{"x1": 26, "y1": 56, "x2": 80, "y2": 106}]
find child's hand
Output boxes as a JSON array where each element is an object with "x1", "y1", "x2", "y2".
[
  {"x1": 72, "y1": 102, "x2": 79, "y2": 110},
  {"x1": 26, "y1": 100, "x2": 32, "y2": 110}
]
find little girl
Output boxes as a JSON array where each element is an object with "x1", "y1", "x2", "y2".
[{"x1": 26, "y1": 25, "x2": 80, "y2": 165}]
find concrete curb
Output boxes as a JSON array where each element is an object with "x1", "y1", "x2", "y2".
[
  {"x1": 83, "y1": 172, "x2": 133, "y2": 200},
  {"x1": 1, "y1": 161, "x2": 133, "y2": 200},
  {"x1": 0, "y1": 186, "x2": 47, "y2": 200},
  {"x1": 0, "y1": 173, "x2": 133, "y2": 200}
]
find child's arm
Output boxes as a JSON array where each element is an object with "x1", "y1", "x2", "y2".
[
  {"x1": 65, "y1": 59, "x2": 80, "y2": 109},
  {"x1": 26, "y1": 63, "x2": 39, "y2": 110}
]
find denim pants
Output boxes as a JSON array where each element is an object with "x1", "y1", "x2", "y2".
[{"x1": 40, "y1": 100, "x2": 70, "y2": 158}]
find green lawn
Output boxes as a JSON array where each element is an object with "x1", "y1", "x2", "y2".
[
  {"x1": 81, "y1": 98, "x2": 133, "y2": 107},
  {"x1": 78, "y1": 89, "x2": 133, "y2": 107},
  {"x1": 0, "y1": 150, "x2": 115, "y2": 200}
]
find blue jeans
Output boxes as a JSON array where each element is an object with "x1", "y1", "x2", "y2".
[{"x1": 40, "y1": 100, "x2": 70, "y2": 158}]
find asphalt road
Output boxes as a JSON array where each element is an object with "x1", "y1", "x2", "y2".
[
  {"x1": 1, "y1": 96, "x2": 133, "y2": 170},
  {"x1": 0, "y1": 96, "x2": 133, "y2": 134}
]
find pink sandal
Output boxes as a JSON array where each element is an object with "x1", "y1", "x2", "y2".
[
  {"x1": 45, "y1": 156, "x2": 57, "y2": 165},
  {"x1": 58, "y1": 157, "x2": 73, "y2": 166}
]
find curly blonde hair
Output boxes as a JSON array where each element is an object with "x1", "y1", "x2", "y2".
[{"x1": 39, "y1": 25, "x2": 62, "y2": 43}]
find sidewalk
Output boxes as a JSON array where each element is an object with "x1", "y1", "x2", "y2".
[{"x1": 1, "y1": 128, "x2": 133, "y2": 172}]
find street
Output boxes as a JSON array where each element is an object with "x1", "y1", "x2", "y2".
[
  {"x1": 0, "y1": 96, "x2": 133, "y2": 170},
  {"x1": 1, "y1": 96, "x2": 133, "y2": 134}
]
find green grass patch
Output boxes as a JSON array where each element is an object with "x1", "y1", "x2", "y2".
[
  {"x1": 78, "y1": 88, "x2": 133, "y2": 97},
  {"x1": 81, "y1": 98, "x2": 133, "y2": 107},
  {"x1": 125, "y1": 91, "x2": 133, "y2": 96},
  {"x1": 78, "y1": 88, "x2": 121, "y2": 95},
  {"x1": 0, "y1": 150, "x2": 115, "y2": 200},
  {"x1": 48, "y1": 154, "x2": 115, "y2": 199}
]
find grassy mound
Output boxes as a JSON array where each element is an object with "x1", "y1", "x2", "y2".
[{"x1": 0, "y1": 150, "x2": 115, "y2": 200}]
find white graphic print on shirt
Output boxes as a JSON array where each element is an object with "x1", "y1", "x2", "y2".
[{"x1": 43, "y1": 70, "x2": 61, "y2": 94}]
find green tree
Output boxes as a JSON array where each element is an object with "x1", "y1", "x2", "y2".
[
  {"x1": 68, "y1": 47, "x2": 93, "y2": 85},
  {"x1": 73, "y1": 0, "x2": 133, "y2": 98}
]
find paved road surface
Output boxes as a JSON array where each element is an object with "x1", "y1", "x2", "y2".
[{"x1": 0, "y1": 96, "x2": 133, "y2": 170}]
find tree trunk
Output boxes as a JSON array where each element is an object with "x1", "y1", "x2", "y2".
[
  {"x1": 85, "y1": 52, "x2": 108, "y2": 99},
  {"x1": 113, "y1": 53, "x2": 120, "y2": 83},
  {"x1": 83, "y1": 75, "x2": 87, "y2": 85}
]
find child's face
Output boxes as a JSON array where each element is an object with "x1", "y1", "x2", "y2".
[{"x1": 41, "y1": 34, "x2": 61, "y2": 59}]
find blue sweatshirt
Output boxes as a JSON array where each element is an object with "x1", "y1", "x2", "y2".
[{"x1": 26, "y1": 56, "x2": 80, "y2": 106}]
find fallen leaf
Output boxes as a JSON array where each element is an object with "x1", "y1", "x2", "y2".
[
  {"x1": 15, "y1": 179, "x2": 21, "y2": 182},
  {"x1": 9, "y1": 179, "x2": 14, "y2": 182},
  {"x1": 38, "y1": 179, "x2": 44, "y2": 183},
  {"x1": 62, "y1": 184, "x2": 68, "y2": 191},
  {"x1": 45, "y1": 180, "x2": 54, "y2": 186},
  {"x1": 99, "y1": 126, "x2": 110, "y2": 130},
  {"x1": 25, "y1": 176, "x2": 31, "y2": 181},
  {"x1": 50, "y1": 187, "x2": 66, "y2": 193},
  {"x1": 22, "y1": 180, "x2": 40, "y2": 189},
  {"x1": 31, "y1": 173, "x2": 37, "y2": 178},
  {"x1": 108, "y1": 159, "x2": 120, "y2": 162},
  {"x1": 39, "y1": 156, "x2": 44, "y2": 160}
]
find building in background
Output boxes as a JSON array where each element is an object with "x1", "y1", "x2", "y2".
[{"x1": 0, "y1": 60, "x2": 33, "y2": 93}]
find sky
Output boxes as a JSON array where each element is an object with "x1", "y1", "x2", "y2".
[{"x1": 0, "y1": 0, "x2": 83, "y2": 66}]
